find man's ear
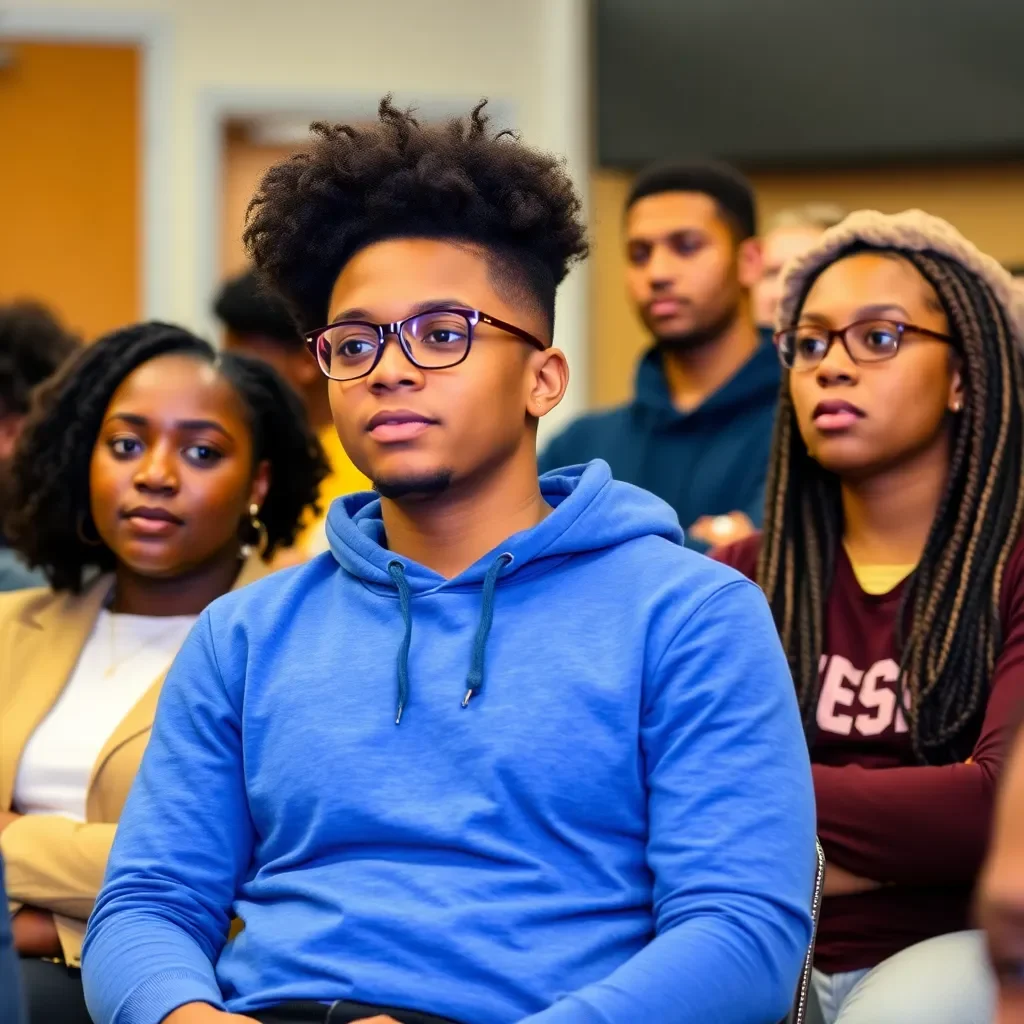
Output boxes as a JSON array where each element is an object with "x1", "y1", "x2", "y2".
[
  {"x1": 737, "y1": 237, "x2": 764, "y2": 290},
  {"x1": 526, "y1": 348, "x2": 569, "y2": 420}
]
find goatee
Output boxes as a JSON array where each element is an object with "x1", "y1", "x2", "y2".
[
  {"x1": 373, "y1": 469, "x2": 453, "y2": 501},
  {"x1": 653, "y1": 302, "x2": 740, "y2": 355}
]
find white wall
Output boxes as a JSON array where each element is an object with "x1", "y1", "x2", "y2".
[{"x1": 2, "y1": 0, "x2": 591, "y2": 433}]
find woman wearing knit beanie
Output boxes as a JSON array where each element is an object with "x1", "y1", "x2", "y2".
[{"x1": 714, "y1": 209, "x2": 1023, "y2": 1023}]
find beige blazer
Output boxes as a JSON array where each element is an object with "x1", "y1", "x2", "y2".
[{"x1": 0, "y1": 558, "x2": 266, "y2": 965}]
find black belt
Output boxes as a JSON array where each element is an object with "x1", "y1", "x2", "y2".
[{"x1": 250, "y1": 999, "x2": 463, "y2": 1024}]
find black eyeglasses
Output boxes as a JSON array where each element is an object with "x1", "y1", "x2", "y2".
[
  {"x1": 774, "y1": 318, "x2": 955, "y2": 372},
  {"x1": 304, "y1": 307, "x2": 548, "y2": 382}
]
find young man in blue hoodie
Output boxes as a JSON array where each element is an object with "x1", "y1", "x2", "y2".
[
  {"x1": 539, "y1": 163, "x2": 779, "y2": 550},
  {"x1": 83, "y1": 99, "x2": 815, "y2": 1024}
]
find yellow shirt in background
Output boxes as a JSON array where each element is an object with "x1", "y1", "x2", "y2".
[
  {"x1": 293, "y1": 427, "x2": 370, "y2": 556},
  {"x1": 844, "y1": 549, "x2": 916, "y2": 597}
]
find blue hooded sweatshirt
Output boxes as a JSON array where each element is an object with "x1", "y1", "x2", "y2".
[
  {"x1": 539, "y1": 334, "x2": 780, "y2": 546},
  {"x1": 83, "y1": 462, "x2": 815, "y2": 1024}
]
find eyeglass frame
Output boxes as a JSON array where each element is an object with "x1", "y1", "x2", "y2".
[
  {"x1": 303, "y1": 307, "x2": 549, "y2": 382},
  {"x1": 773, "y1": 317, "x2": 956, "y2": 372}
]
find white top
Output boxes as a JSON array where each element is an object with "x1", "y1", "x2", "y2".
[{"x1": 13, "y1": 610, "x2": 197, "y2": 822}]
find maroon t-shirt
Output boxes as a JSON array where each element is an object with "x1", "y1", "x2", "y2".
[{"x1": 713, "y1": 534, "x2": 1024, "y2": 973}]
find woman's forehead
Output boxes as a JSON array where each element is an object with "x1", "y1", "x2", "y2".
[{"x1": 802, "y1": 252, "x2": 942, "y2": 320}]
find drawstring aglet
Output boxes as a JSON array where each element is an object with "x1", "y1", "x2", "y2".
[
  {"x1": 395, "y1": 702, "x2": 405, "y2": 725},
  {"x1": 461, "y1": 689, "x2": 474, "y2": 708}
]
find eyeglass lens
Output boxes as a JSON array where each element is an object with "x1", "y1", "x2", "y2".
[
  {"x1": 315, "y1": 311, "x2": 472, "y2": 380},
  {"x1": 779, "y1": 320, "x2": 903, "y2": 370}
]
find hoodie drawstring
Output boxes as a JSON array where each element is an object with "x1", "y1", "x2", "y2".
[
  {"x1": 386, "y1": 553, "x2": 512, "y2": 725},
  {"x1": 388, "y1": 561, "x2": 413, "y2": 725},
  {"x1": 462, "y1": 553, "x2": 513, "y2": 709}
]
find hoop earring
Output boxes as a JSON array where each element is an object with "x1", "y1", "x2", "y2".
[
  {"x1": 239, "y1": 503, "x2": 267, "y2": 559},
  {"x1": 76, "y1": 511, "x2": 103, "y2": 547}
]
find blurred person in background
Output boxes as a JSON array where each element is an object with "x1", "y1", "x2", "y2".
[
  {"x1": 977, "y1": 711, "x2": 1024, "y2": 1023},
  {"x1": 0, "y1": 302, "x2": 80, "y2": 590},
  {"x1": 1, "y1": 322, "x2": 325, "y2": 1024},
  {"x1": 754, "y1": 204, "x2": 847, "y2": 328},
  {"x1": 215, "y1": 269, "x2": 368, "y2": 557},
  {"x1": 82, "y1": 100, "x2": 814, "y2": 1024},
  {"x1": 1, "y1": 858, "x2": 26, "y2": 1024},
  {"x1": 714, "y1": 209, "x2": 1024, "y2": 1023},
  {"x1": 539, "y1": 163, "x2": 775, "y2": 550}
]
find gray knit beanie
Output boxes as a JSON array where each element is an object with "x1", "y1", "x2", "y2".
[{"x1": 775, "y1": 208, "x2": 1024, "y2": 351}]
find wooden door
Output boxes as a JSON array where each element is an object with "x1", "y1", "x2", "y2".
[{"x1": 0, "y1": 40, "x2": 140, "y2": 340}]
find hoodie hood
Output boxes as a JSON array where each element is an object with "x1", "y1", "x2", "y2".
[
  {"x1": 326, "y1": 460, "x2": 682, "y2": 591},
  {"x1": 325, "y1": 461, "x2": 682, "y2": 722},
  {"x1": 633, "y1": 328, "x2": 780, "y2": 430}
]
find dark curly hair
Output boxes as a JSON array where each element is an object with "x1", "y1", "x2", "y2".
[
  {"x1": 244, "y1": 97, "x2": 588, "y2": 334},
  {"x1": 213, "y1": 269, "x2": 303, "y2": 350},
  {"x1": 7, "y1": 322, "x2": 329, "y2": 592},
  {"x1": 0, "y1": 301, "x2": 81, "y2": 418}
]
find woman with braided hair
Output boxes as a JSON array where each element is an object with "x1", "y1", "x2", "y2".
[
  {"x1": 714, "y1": 209, "x2": 1024, "y2": 1023},
  {"x1": 0, "y1": 322, "x2": 326, "y2": 1024}
]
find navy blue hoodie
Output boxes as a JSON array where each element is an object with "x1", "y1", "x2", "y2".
[{"x1": 540, "y1": 333, "x2": 780, "y2": 545}]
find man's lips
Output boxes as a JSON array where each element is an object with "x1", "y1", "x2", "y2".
[
  {"x1": 646, "y1": 297, "x2": 688, "y2": 319},
  {"x1": 366, "y1": 410, "x2": 438, "y2": 443},
  {"x1": 812, "y1": 400, "x2": 866, "y2": 431}
]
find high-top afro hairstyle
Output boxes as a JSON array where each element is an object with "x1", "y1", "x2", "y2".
[{"x1": 243, "y1": 97, "x2": 589, "y2": 335}]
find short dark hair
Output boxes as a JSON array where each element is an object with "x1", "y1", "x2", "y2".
[
  {"x1": 244, "y1": 97, "x2": 589, "y2": 334},
  {"x1": 7, "y1": 321, "x2": 329, "y2": 592},
  {"x1": 0, "y1": 302, "x2": 80, "y2": 418},
  {"x1": 213, "y1": 270, "x2": 303, "y2": 349},
  {"x1": 627, "y1": 162, "x2": 758, "y2": 241}
]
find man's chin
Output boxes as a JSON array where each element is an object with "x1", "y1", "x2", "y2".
[{"x1": 373, "y1": 469, "x2": 453, "y2": 501}]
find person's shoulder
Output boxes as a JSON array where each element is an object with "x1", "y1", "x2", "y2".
[
  {"x1": 206, "y1": 553, "x2": 340, "y2": 627},
  {"x1": 0, "y1": 583, "x2": 52, "y2": 628},
  {"x1": 544, "y1": 404, "x2": 634, "y2": 453},
  {"x1": 707, "y1": 532, "x2": 763, "y2": 582},
  {"x1": 603, "y1": 529, "x2": 764, "y2": 618},
  {"x1": 0, "y1": 574, "x2": 108, "y2": 629}
]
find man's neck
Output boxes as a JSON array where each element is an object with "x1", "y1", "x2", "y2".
[
  {"x1": 841, "y1": 435, "x2": 951, "y2": 566},
  {"x1": 380, "y1": 449, "x2": 551, "y2": 579},
  {"x1": 660, "y1": 308, "x2": 760, "y2": 414}
]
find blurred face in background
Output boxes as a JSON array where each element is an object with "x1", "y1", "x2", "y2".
[
  {"x1": 625, "y1": 192, "x2": 762, "y2": 353},
  {"x1": 786, "y1": 252, "x2": 962, "y2": 482},
  {"x1": 754, "y1": 223, "x2": 829, "y2": 328},
  {"x1": 223, "y1": 330, "x2": 320, "y2": 414}
]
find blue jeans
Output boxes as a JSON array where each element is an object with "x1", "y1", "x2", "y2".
[{"x1": 812, "y1": 930, "x2": 994, "y2": 1024}]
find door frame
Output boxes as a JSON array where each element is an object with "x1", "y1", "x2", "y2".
[
  {"x1": 193, "y1": 88, "x2": 516, "y2": 340},
  {"x1": 1, "y1": 9, "x2": 174, "y2": 322}
]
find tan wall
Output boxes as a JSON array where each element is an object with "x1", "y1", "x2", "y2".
[
  {"x1": 591, "y1": 162, "x2": 1024, "y2": 409},
  {"x1": 0, "y1": 41, "x2": 140, "y2": 340}
]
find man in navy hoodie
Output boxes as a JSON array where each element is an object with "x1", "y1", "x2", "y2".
[
  {"x1": 540, "y1": 163, "x2": 778, "y2": 550},
  {"x1": 83, "y1": 100, "x2": 815, "y2": 1024}
]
